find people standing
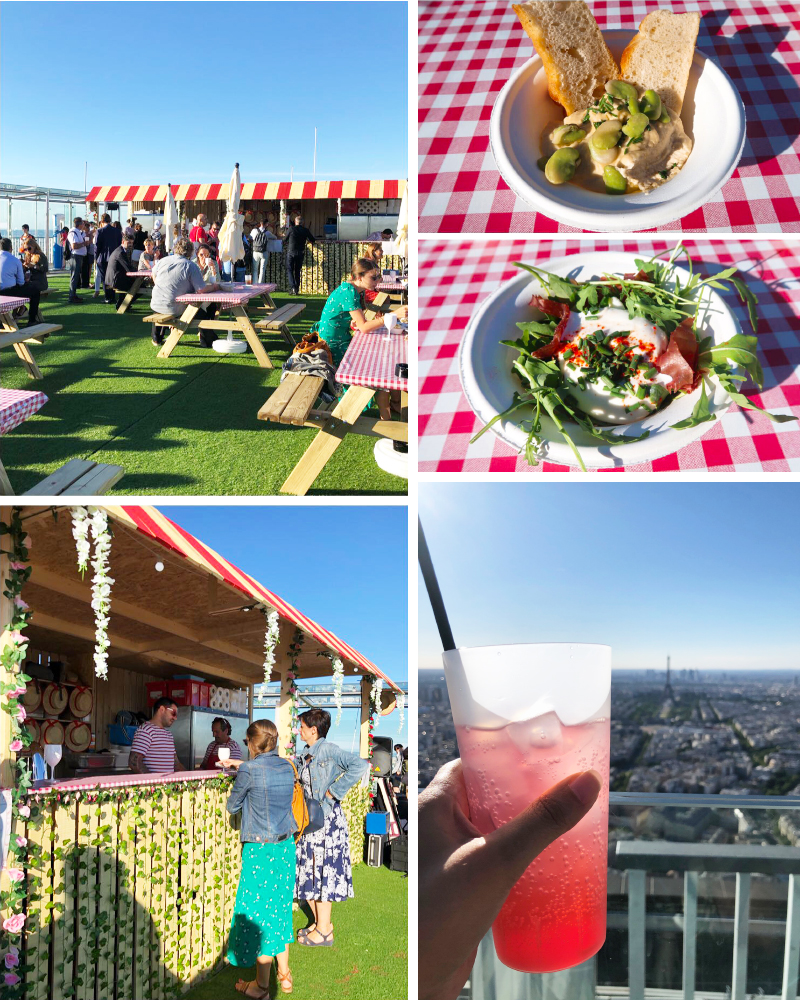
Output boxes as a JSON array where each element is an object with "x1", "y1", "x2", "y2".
[
  {"x1": 190, "y1": 214, "x2": 209, "y2": 245},
  {"x1": 0, "y1": 238, "x2": 42, "y2": 327},
  {"x1": 66, "y1": 217, "x2": 90, "y2": 303},
  {"x1": 283, "y1": 215, "x2": 315, "y2": 295},
  {"x1": 206, "y1": 222, "x2": 220, "y2": 257},
  {"x1": 199, "y1": 717, "x2": 243, "y2": 769},
  {"x1": 81, "y1": 221, "x2": 94, "y2": 290},
  {"x1": 95, "y1": 214, "x2": 122, "y2": 304},
  {"x1": 128, "y1": 697, "x2": 185, "y2": 774},
  {"x1": 133, "y1": 222, "x2": 147, "y2": 252},
  {"x1": 225, "y1": 719, "x2": 297, "y2": 998},
  {"x1": 251, "y1": 220, "x2": 270, "y2": 284},
  {"x1": 294, "y1": 708, "x2": 369, "y2": 948},
  {"x1": 105, "y1": 233, "x2": 138, "y2": 309}
]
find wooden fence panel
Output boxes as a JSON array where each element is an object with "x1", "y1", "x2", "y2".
[
  {"x1": 150, "y1": 792, "x2": 168, "y2": 1000},
  {"x1": 162, "y1": 786, "x2": 181, "y2": 991},
  {"x1": 74, "y1": 803, "x2": 99, "y2": 1000},
  {"x1": 52, "y1": 797, "x2": 78, "y2": 1000},
  {"x1": 96, "y1": 799, "x2": 117, "y2": 1000},
  {"x1": 115, "y1": 794, "x2": 136, "y2": 1000},
  {"x1": 133, "y1": 797, "x2": 152, "y2": 1000},
  {"x1": 25, "y1": 799, "x2": 52, "y2": 1000}
]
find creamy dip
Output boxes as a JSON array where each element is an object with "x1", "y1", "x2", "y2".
[{"x1": 540, "y1": 87, "x2": 692, "y2": 195}]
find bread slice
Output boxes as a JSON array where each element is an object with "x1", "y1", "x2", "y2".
[
  {"x1": 620, "y1": 10, "x2": 700, "y2": 113},
  {"x1": 512, "y1": 1, "x2": 619, "y2": 115}
]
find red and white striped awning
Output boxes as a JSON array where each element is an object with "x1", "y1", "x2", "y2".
[
  {"x1": 104, "y1": 505, "x2": 398, "y2": 690},
  {"x1": 86, "y1": 180, "x2": 406, "y2": 204}
]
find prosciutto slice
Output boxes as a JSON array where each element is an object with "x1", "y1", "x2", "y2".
[
  {"x1": 528, "y1": 296, "x2": 570, "y2": 359},
  {"x1": 654, "y1": 317, "x2": 699, "y2": 393}
]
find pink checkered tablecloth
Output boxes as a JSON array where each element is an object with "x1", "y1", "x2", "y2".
[
  {"x1": 337, "y1": 331, "x2": 409, "y2": 392},
  {"x1": 0, "y1": 295, "x2": 30, "y2": 313},
  {"x1": 377, "y1": 282, "x2": 408, "y2": 291},
  {"x1": 126, "y1": 271, "x2": 153, "y2": 277},
  {"x1": 419, "y1": 0, "x2": 800, "y2": 233},
  {"x1": 0, "y1": 388, "x2": 48, "y2": 436},
  {"x1": 175, "y1": 282, "x2": 276, "y2": 305},
  {"x1": 419, "y1": 239, "x2": 800, "y2": 471}
]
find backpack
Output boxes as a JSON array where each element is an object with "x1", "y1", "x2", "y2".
[
  {"x1": 288, "y1": 757, "x2": 325, "y2": 839},
  {"x1": 62, "y1": 236, "x2": 72, "y2": 262},
  {"x1": 253, "y1": 228, "x2": 270, "y2": 253}
]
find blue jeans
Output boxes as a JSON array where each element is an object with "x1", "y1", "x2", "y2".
[
  {"x1": 68, "y1": 256, "x2": 84, "y2": 299},
  {"x1": 252, "y1": 251, "x2": 267, "y2": 285}
]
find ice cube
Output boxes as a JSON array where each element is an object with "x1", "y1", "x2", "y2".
[{"x1": 508, "y1": 712, "x2": 562, "y2": 751}]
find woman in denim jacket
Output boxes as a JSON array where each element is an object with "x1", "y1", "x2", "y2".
[
  {"x1": 294, "y1": 708, "x2": 370, "y2": 948},
  {"x1": 225, "y1": 719, "x2": 298, "y2": 998}
]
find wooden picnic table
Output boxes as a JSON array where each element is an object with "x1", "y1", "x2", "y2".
[
  {"x1": 278, "y1": 328, "x2": 408, "y2": 495},
  {"x1": 376, "y1": 280, "x2": 408, "y2": 304},
  {"x1": 157, "y1": 283, "x2": 279, "y2": 368},
  {"x1": 0, "y1": 295, "x2": 61, "y2": 380},
  {"x1": 117, "y1": 270, "x2": 154, "y2": 314},
  {"x1": 0, "y1": 387, "x2": 47, "y2": 494}
]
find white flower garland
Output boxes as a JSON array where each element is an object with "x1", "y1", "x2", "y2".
[
  {"x1": 72, "y1": 506, "x2": 114, "y2": 679},
  {"x1": 331, "y1": 654, "x2": 345, "y2": 726},
  {"x1": 262, "y1": 608, "x2": 280, "y2": 686},
  {"x1": 370, "y1": 675, "x2": 383, "y2": 713},
  {"x1": 396, "y1": 691, "x2": 405, "y2": 734}
]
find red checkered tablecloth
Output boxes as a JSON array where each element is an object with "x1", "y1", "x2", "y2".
[
  {"x1": 377, "y1": 282, "x2": 408, "y2": 291},
  {"x1": 419, "y1": 239, "x2": 800, "y2": 471},
  {"x1": 337, "y1": 331, "x2": 409, "y2": 392},
  {"x1": 126, "y1": 271, "x2": 153, "y2": 277},
  {"x1": 419, "y1": 0, "x2": 800, "y2": 233},
  {"x1": 0, "y1": 295, "x2": 30, "y2": 313},
  {"x1": 0, "y1": 388, "x2": 48, "y2": 436},
  {"x1": 175, "y1": 283, "x2": 276, "y2": 305}
]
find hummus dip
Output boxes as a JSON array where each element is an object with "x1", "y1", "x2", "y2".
[{"x1": 540, "y1": 87, "x2": 692, "y2": 195}]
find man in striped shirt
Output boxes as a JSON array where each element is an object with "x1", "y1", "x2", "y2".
[{"x1": 129, "y1": 697, "x2": 185, "y2": 774}]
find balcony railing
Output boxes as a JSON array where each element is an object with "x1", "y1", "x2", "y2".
[{"x1": 466, "y1": 793, "x2": 800, "y2": 1000}]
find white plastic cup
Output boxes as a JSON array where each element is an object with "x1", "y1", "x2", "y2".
[
  {"x1": 245, "y1": 274, "x2": 253, "y2": 286},
  {"x1": 442, "y1": 643, "x2": 611, "y2": 973}
]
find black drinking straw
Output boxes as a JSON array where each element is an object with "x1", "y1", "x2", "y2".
[{"x1": 418, "y1": 518, "x2": 456, "y2": 652}]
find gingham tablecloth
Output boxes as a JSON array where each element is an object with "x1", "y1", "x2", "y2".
[
  {"x1": 419, "y1": 239, "x2": 800, "y2": 471},
  {"x1": 337, "y1": 331, "x2": 409, "y2": 392},
  {"x1": 0, "y1": 295, "x2": 30, "y2": 313},
  {"x1": 0, "y1": 388, "x2": 48, "y2": 436},
  {"x1": 419, "y1": 0, "x2": 800, "y2": 233},
  {"x1": 377, "y1": 281, "x2": 408, "y2": 291},
  {"x1": 175, "y1": 283, "x2": 276, "y2": 305},
  {"x1": 126, "y1": 271, "x2": 152, "y2": 277}
]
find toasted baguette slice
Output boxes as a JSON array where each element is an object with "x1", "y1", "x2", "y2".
[
  {"x1": 620, "y1": 10, "x2": 700, "y2": 113},
  {"x1": 512, "y1": 1, "x2": 619, "y2": 115}
]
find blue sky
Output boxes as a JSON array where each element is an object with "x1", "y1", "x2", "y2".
[
  {"x1": 0, "y1": 1, "x2": 408, "y2": 190},
  {"x1": 160, "y1": 505, "x2": 408, "y2": 748},
  {"x1": 419, "y1": 483, "x2": 800, "y2": 673}
]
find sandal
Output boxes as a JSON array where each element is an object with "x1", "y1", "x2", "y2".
[
  {"x1": 300, "y1": 927, "x2": 334, "y2": 947},
  {"x1": 234, "y1": 979, "x2": 270, "y2": 999},
  {"x1": 276, "y1": 968, "x2": 293, "y2": 994}
]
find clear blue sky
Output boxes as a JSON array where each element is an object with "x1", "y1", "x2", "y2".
[
  {"x1": 419, "y1": 483, "x2": 800, "y2": 673},
  {"x1": 0, "y1": 1, "x2": 408, "y2": 189},
  {"x1": 160, "y1": 505, "x2": 408, "y2": 747}
]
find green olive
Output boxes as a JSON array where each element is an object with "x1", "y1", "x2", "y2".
[
  {"x1": 605, "y1": 80, "x2": 639, "y2": 104},
  {"x1": 660, "y1": 110, "x2": 671, "y2": 124},
  {"x1": 590, "y1": 119, "x2": 623, "y2": 151},
  {"x1": 537, "y1": 156, "x2": 549, "y2": 171},
  {"x1": 544, "y1": 147, "x2": 581, "y2": 185},
  {"x1": 622, "y1": 113, "x2": 650, "y2": 139},
  {"x1": 640, "y1": 89, "x2": 662, "y2": 120},
  {"x1": 603, "y1": 165, "x2": 627, "y2": 195},
  {"x1": 552, "y1": 125, "x2": 586, "y2": 146},
  {"x1": 589, "y1": 142, "x2": 619, "y2": 166}
]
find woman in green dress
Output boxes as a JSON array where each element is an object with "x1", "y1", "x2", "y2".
[
  {"x1": 315, "y1": 257, "x2": 408, "y2": 420},
  {"x1": 225, "y1": 719, "x2": 298, "y2": 998}
]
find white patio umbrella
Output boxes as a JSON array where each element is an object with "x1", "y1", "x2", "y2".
[
  {"x1": 391, "y1": 182, "x2": 408, "y2": 259},
  {"x1": 163, "y1": 184, "x2": 178, "y2": 251},
  {"x1": 215, "y1": 163, "x2": 248, "y2": 354}
]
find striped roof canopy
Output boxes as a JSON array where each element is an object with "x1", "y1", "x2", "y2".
[
  {"x1": 105, "y1": 505, "x2": 399, "y2": 691},
  {"x1": 86, "y1": 180, "x2": 406, "y2": 203}
]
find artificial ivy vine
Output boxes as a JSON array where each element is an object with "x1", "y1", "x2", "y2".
[{"x1": 285, "y1": 628, "x2": 305, "y2": 755}]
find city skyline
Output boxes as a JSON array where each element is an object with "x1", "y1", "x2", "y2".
[{"x1": 420, "y1": 482, "x2": 800, "y2": 673}]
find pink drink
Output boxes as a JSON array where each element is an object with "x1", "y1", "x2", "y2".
[
  {"x1": 456, "y1": 713, "x2": 609, "y2": 972},
  {"x1": 442, "y1": 643, "x2": 611, "y2": 974}
]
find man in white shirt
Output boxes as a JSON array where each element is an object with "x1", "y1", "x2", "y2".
[
  {"x1": 0, "y1": 238, "x2": 42, "y2": 326},
  {"x1": 250, "y1": 220, "x2": 270, "y2": 284},
  {"x1": 66, "y1": 217, "x2": 90, "y2": 303}
]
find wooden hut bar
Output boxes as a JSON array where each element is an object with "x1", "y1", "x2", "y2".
[{"x1": 0, "y1": 503, "x2": 399, "y2": 999}]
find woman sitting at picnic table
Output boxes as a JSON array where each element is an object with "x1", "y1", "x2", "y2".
[
  {"x1": 294, "y1": 708, "x2": 369, "y2": 949},
  {"x1": 224, "y1": 719, "x2": 297, "y2": 999},
  {"x1": 137, "y1": 238, "x2": 156, "y2": 270},
  {"x1": 150, "y1": 237, "x2": 221, "y2": 347},
  {"x1": 313, "y1": 258, "x2": 407, "y2": 419},
  {"x1": 196, "y1": 244, "x2": 220, "y2": 283},
  {"x1": 22, "y1": 238, "x2": 49, "y2": 295}
]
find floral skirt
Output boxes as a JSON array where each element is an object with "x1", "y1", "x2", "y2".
[
  {"x1": 295, "y1": 800, "x2": 354, "y2": 902},
  {"x1": 226, "y1": 839, "x2": 296, "y2": 964}
]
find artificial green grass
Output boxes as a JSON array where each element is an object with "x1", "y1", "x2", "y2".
[
  {"x1": 183, "y1": 865, "x2": 407, "y2": 1000},
  {"x1": 2, "y1": 276, "x2": 406, "y2": 495}
]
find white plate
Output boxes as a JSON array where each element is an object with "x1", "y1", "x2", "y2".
[
  {"x1": 459, "y1": 251, "x2": 741, "y2": 469},
  {"x1": 490, "y1": 30, "x2": 746, "y2": 232}
]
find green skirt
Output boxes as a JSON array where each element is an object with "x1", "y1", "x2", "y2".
[{"x1": 226, "y1": 839, "x2": 296, "y2": 964}]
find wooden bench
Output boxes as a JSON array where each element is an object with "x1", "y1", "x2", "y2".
[
  {"x1": 143, "y1": 313, "x2": 176, "y2": 324},
  {"x1": 0, "y1": 323, "x2": 62, "y2": 379},
  {"x1": 364, "y1": 292, "x2": 391, "y2": 321},
  {"x1": 255, "y1": 303, "x2": 306, "y2": 346},
  {"x1": 258, "y1": 373, "x2": 325, "y2": 426},
  {"x1": 22, "y1": 458, "x2": 124, "y2": 496}
]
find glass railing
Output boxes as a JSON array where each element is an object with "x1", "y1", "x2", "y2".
[{"x1": 467, "y1": 793, "x2": 800, "y2": 1000}]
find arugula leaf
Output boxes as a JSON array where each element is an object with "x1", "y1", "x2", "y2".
[
  {"x1": 714, "y1": 370, "x2": 797, "y2": 424},
  {"x1": 730, "y1": 275, "x2": 759, "y2": 334},
  {"x1": 512, "y1": 262, "x2": 576, "y2": 304},
  {"x1": 670, "y1": 381, "x2": 716, "y2": 429},
  {"x1": 516, "y1": 320, "x2": 558, "y2": 338},
  {"x1": 575, "y1": 283, "x2": 599, "y2": 312},
  {"x1": 700, "y1": 334, "x2": 764, "y2": 388},
  {"x1": 570, "y1": 411, "x2": 651, "y2": 445}
]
